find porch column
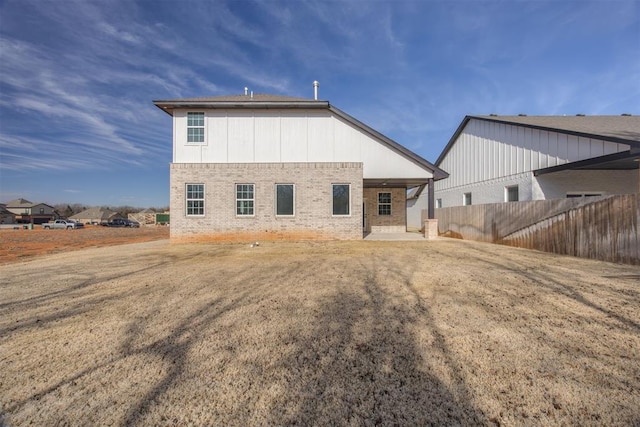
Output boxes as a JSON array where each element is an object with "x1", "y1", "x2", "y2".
[{"x1": 427, "y1": 178, "x2": 435, "y2": 219}]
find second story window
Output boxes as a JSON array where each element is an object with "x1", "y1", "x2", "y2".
[{"x1": 187, "y1": 112, "x2": 205, "y2": 143}]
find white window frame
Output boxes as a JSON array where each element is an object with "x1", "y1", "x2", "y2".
[
  {"x1": 463, "y1": 192, "x2": 472, "y2": 206},
  {"x1": 275, "y1": 184, "x2": 295, "y2": 217},
  {"x1": 332, "y1": 184, "x2": 351, "y2": 216},
  {"x1": 186, "y1": 183, "x2": 205, "y2": 216},
  {"x1": 187, "y1": 112, "x2": 205, "y2": 144},
  {"x1": 236, "y1": 184, "x2": 255, "y2": 217},
  {"x1": 505, "y1": 185, "x2": 519, "y2": 202},
  {"x1": 378, "y1": 192, "x2": 392, "y2": 216}
]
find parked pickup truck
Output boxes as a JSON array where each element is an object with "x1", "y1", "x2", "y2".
[
  {"x1": 104, "y1": 218, "x2": 139, "y2": 228},
  {"x1": 42, "y1": 220, "x2": 84, "y2": 229}
]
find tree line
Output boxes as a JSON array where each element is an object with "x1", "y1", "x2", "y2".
[{"x1": 53, "y1": 204, "x2": 170, "y2": 218}]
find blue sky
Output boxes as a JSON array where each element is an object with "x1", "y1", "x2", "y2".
[{"x1": 1, "y1": 0, "x2": 638, "y2": 208}]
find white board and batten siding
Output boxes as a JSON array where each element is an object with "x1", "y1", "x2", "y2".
[
  {"x1": 436, "y1": 118, "x2": 630, "y2": 192},
  {"x1": 172, "y1": 109, "x2": 433, "y2": 181},
  {"x1": 435, "y1": 119, "x2": 629, "y2": 207}
]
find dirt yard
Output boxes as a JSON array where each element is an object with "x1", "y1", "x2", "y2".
[
  {"x1": 0, "y1": 226, "x2": 169, "y2": 264},
  {"x1": 0, "y1": 234, "x2": 639, "y2": 426}
]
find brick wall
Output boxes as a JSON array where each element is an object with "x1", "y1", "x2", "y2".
[
  {"x1": 170, "y1": 162, "x2": 363, "y2": 241},
  {"x1": 363, "y1": 187, "x2": 406, "y2": 232}
]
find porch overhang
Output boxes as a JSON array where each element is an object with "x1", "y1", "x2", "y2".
[
  {"x1": 534, "y1": 150, "x2": 640, "y2": 176},
  {"x1": 363, "y1": 178, "x2": 430, "y2": 188}
]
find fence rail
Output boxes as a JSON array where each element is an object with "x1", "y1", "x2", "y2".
[{"x1": 434, "y1": 194, "x2": 639, "y2": 265}]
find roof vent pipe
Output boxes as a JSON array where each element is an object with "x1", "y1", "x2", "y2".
[
  {"x1": 313, "y1": 80, "x2": 319, "y2": 100},
  {"x1": 250, "y1": 90, "x2": 253, "y2": 99},
  {"x1": 244, "y1": 87, "x2": 248, "y2": 96}
]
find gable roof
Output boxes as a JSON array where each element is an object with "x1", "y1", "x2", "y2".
[
  {"x1": 5, "y1": 198, "x2": 54, "y2": 209},
  {"x1": 437, "y1": 115, "x2": 640, "y2": 165},
  {"x1": 0, "y1": 206, "x2": 15, "y2": 216},
  {"x1": 5, "y1": 198, "x2": 34, "y2": 207},
  {"x1": 69, "y1": 207, "x2": 119, "y2": 221},
  {"x1": 154, "y1": 94, "x2": 327, "y2": 111},
  {"x1": 153, "y1": 94, "x2": 448, "y2": 181}
]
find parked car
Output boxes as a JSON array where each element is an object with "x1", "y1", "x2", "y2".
[
  {"x1": 105, "y1": 218, "x2": 139, "y2": 228},
  {"x1": 42, "y1": 219, "x2": 84, "y2": 229}
]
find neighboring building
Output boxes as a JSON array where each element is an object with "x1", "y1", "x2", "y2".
[
  {"x1": 153, "y1": 90, "x2": 447, "y2": 241},
  {"x1": 69, "y1": 207, "x2": 122, "y2": 224},
  {"x1": 128, "y1": 210, "x2": 170, "y2": 226},
  {"x1": 4, "y1": 198, "x2": 57, "y2": 224},
  {"x1": 422, "y1": 115, "x2": 639, "y2": 209},
  {"x1": 0, "y1": 205, "x2": 16, "y2": 224}
]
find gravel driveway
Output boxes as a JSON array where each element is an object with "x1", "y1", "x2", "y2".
[{"x1": 1, "y1": 238, "x2": 639, "y2": 426}]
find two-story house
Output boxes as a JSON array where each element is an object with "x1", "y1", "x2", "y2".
[
  {"x1": 4, "y1": 198, "x2": 57, "y2": 224},
  {"x1": 154, "y1": 90, "x2": 447, "y2": 241}
]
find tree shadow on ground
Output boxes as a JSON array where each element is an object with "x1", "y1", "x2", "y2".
[
  {"x1": 462, "y1": 244, "x2": 640, "y2": 332},
  {"x1": 266, "y1": 256, "x2": 486, "y2": 425}
]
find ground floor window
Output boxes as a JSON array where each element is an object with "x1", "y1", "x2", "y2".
[
  {"x1": 566, "y1": 193, "x2": 602, "y2": 198},
  {"x1": 505, "y1": 185, "x2": 519, "y2": 202},
  {"x1": 436, "y1": 198, "x2": 442, "y2": 208},
  {"x1": 378, "y1": 192, "x2": 391, "y2": 215},
  {"x1": 332, "y1": 184, "x2": 350, "y2": 215},
  {"x1": 186, "y1": 184, "x2": 205, "y2": 216},
  {"x1": 276, "y1": 184, "x2": 294, "y2": 216},
  {"x1": 463, "y1": 192, "x2": 472, "y2": 206},
  {"x1": 236, "y1": 184, "x2": 255, "y2": 216}
]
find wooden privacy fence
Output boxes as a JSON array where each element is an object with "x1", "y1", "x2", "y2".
[{"x1": 434, "y1": 194, "x2": 639, "y2": 265}]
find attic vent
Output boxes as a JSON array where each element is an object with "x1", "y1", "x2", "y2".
[
  {"x1": 576, "y1": 114, "x2": 585, "y2": 116},
  {"x1": 518, "y1": 114, "x2": 527, "y2": 116}
]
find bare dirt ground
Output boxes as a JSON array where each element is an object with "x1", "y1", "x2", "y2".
[
  {"x1": 0, "y1": 235, "x2": 639, "y2": 426},
  {"x1": 0, "y1": 226, "x2": 169, "y2": 264}
]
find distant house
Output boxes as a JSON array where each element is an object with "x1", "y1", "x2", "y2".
[
  {"x1": 0, "y1": 205, "x2": 16, "y2": 224},
  {"x1": 128, "y1": 209, "x2": 170, "y2": 226},
  {"x1": 154, "y1": 89, "x2": 447, "y2": 240},
  {"x1": 69, "y1": 207, "x2": 122, "y2": 225},
  {"x1": 4, "y1": 198, "x2": 57, "y2": 224},
  {"x1": 411, "y1": 115, "x2": 639, "y2": 212}
]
